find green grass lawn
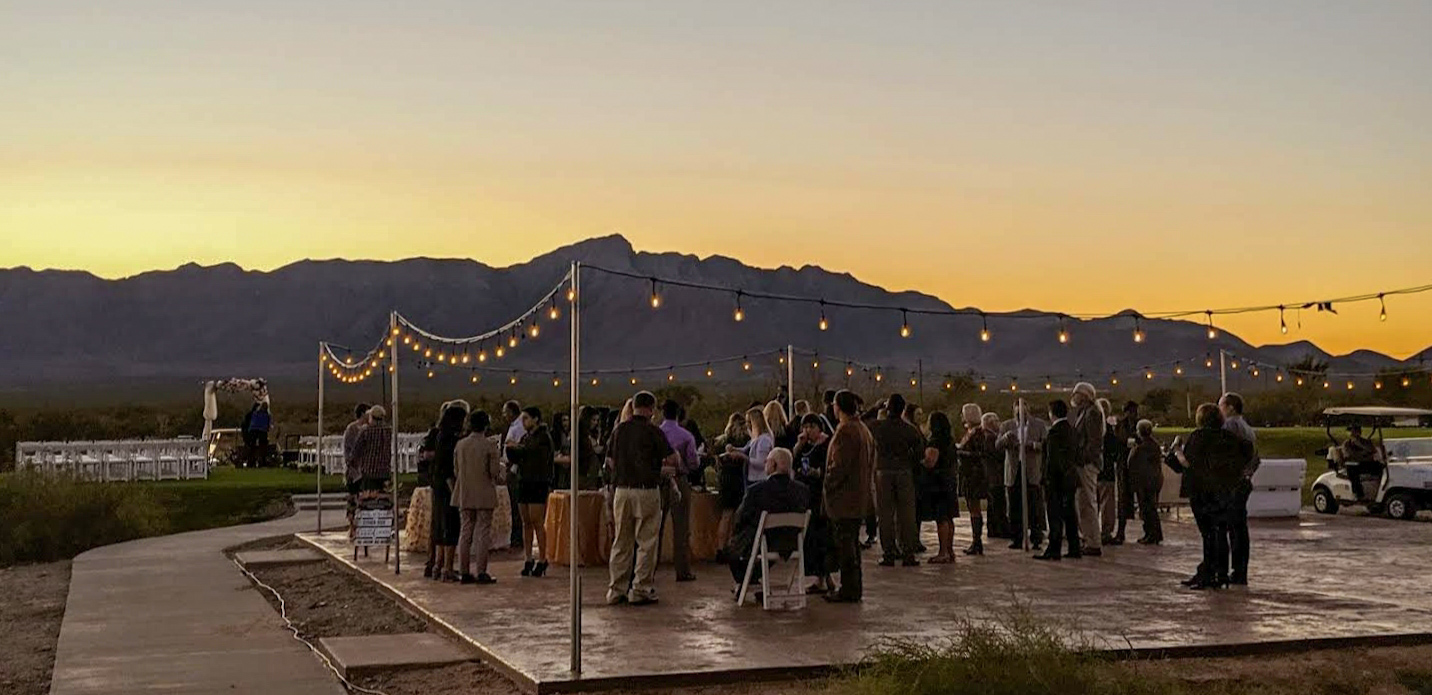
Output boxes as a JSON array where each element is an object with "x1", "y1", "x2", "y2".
[{"x1": 139, "y1": 467, "x2": 417, "y2": 534}]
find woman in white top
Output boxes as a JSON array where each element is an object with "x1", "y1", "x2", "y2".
[{"x1": 726, "y1": 407, "x2": 774, "y2": 486}]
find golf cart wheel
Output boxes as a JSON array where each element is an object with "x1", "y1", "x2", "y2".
[
  {"x1": 1385, "y1": 492, "x2": 1417, "y2": 521},
  {"x1": 1312, "y1": 487, "x2": 1339, "y2": 515}
]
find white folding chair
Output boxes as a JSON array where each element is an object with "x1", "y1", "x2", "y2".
[{"x1": 736, "y1": 510, "x2": 811, "y2": 611}]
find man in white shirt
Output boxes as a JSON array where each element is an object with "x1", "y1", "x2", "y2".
[{"x1": 502, "y1": 401, "x2": 527, "y2": 548}]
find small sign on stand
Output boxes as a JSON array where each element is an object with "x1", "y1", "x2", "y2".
[{"x1": 353, "y1": 500, "x2": 394, "y2": 564}]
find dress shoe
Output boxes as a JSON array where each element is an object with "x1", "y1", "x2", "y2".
[
  {"x1": 1033, "y1": 552, "x2": 1061, "y2": 561},
  {"x1": 1083, "y1": 548, "x2": 1103, "y2": 557},
  {"x1": 459, "y1": 573, "x2": 478, "y2": 585},
  {"x1": 629, "y1": 594, "x2": 659, "y2": 606},
  {"x1": 1065, "y1": 551, "x2": 1083, "y2": 559},
  {"x1": 676, "y1": 572, "x2": 697, "y2": 582},
  {"x1": 1188, "y1": 578, "x2": 1227, "y2": 591},
  {"x1": 901, "y1": 557, "x2": 920, "y2": 567},
  {"x1": 877, "y1": 558, "x2": 896, "y2": 567},
  {"x1": 606, "y1": 593, "x2": 628, "y2": 605},
  {"x1": 1228, "y1": 575, "x2": 1248, "y2": 586},
  {"x1": 1180, "y1": 574, "x2": 1205, "y2": 586},
  {"x1": 1107, "y1": 536, "x2": 1125, "y2": 546},
  {"x1": 475, "y1": 573, "x2": 497, "y2": 585}
]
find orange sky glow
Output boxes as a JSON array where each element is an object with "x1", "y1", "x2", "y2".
[{"x1": 3, "y1": 2, "x2": 1429, "y2": 357}]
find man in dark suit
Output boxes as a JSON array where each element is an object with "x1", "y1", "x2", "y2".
[
  {"x1": 1035, "y1": 400, "x2": 1082, "y2": 561},
  {"x1": 727, "y1": 447, "x2": 811, "y2": 584}
]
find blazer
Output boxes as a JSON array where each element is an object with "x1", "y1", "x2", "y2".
[
  {"x1": 997, "y1": 416, "x2": 1048, "y2": 486},
  {"x1": 452, "y1": 433, "x2": 506, "y2": 510},
  {"x1": 1071, "y1": 402, "x2": 1106, "y2": 471},
  {"x1": 730, "y1": 473, "x2": 810, "y2": 558},
  {"x1": 1043, "y1": 419, "x2": 1078, "y2": 492},
  {"x1": 824, "y1": 419, "x2": 876, "y2": 520},
  {"x1": 1127, "y1": 435, "x2": 1164, "y2": 489}
]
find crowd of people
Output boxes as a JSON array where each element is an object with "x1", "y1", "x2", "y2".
[{"x1": 335, "y1": 380, "x2": 1263, "y2": 602}]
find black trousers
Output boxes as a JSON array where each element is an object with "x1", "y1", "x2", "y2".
[
  {"x1": 1193, "y1": 492, "x2": 1231, "y2": 582},
  {"x1": 832, "y1": 518, "x2": 864, "y2": 600},
  {"x1": 984, "y1": 461, "x2": 1009, "y2": 536},
  {"x1": 1136, "y1": 477, "x2": 1163, "y2": 542},
  {"x1": 1006, "y1": 477, "x2": 1046, "y2": 545},
  {"x1": 508, "y1": 482, "x2": 523, "y2": 547},
  {"x1": 864, "y1": 514, "x2": 877, "y2": 540},
  {"x1": 1117, "y1": 466, "x2": 1135, "y2": 536},
  {"x1": 1044, "y1": 484, "x2": 1081, "y2": 556},
  {"x1": 1227, "y1": 480, "x2": 1250, "y2": 579}
]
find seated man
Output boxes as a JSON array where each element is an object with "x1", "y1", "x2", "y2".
[
  {"x1": 1341, "y1": 425, "x2": 1382, "y2": 500},
  {"x1": 727, "y1": 447, "x2": 810, "y2": 588}
]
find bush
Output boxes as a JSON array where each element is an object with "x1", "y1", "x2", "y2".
[
  {"x1": 827, "y1": 600, "x2": 1206, "y2": 695},
  {"x1": 0, "y1": 470, "x2": 168, "y2": 565}
]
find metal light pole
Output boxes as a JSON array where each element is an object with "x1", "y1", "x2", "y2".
[
  {"x1": 786, "y1": 345, "x2": 795, "y2": 419},
  {"x1": 569, "y1": 262, "x2": 582, "y2": 674},
  {"x1": 1016, "y1": 397, "x2": 1030, "y2": 552},
  {"x1": 1220, "y1": 349, "x2": 1228, "y2": 396},
  {"x1": 389, "y1": 312, "x2": 401, "y2": 575},
  {"x1": 317, "y1": 342, "x2": 325, "y2": 535}
]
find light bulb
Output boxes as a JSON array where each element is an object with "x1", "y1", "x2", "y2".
[
  {"x1": 427, "y1": 370, "x2": 434, "y2": 379},
  {"x1": 900, "y1": 323, "x2": 911, "y2": 339},
  {"x1": 743, "y1": 361, "x2": 751, "y2": 371},
  {"x1": 1133, "y1": 329, "x2": 1145, "y2": 344},
  {"x1": 979, "y1": 383, "x2": 987, "y2": 392},
  {"x1": 591, "y1": 378, "x2": 599, "y2": 386},
  {"x1": 706, "y1": 368, "x2": 714, "y2": 378},
  {"x1": 875, "y1": 372, "x2": 883, "y2": 382},
  {"x1": 392, "y1": 327, "x2": 400, "y2": 336},
  {"x1": 650, "y1": 294, "x2": 661, "y2": 309},
  {"x1": 1175, "y1": 365, "x2": 1184, "y2": 376},
  {"x1": 403, "y1": 336, "x2": 411, "y2": 345},
  {"x1": 734, "y1": 307, "x2": 744, "y2": 322},
  {"x1": 554, "y1": 378, "x2": 561, "y2": 387},
  {"x1": 549, "y1": 306, "x2": 559, "y2": 320},
  {"x1": 981, "y1": 328, "x2": 991, "y2": 342},
  {"x1": 1379, "y1": 294, "x2": 1387, "y2": 322},
  {"x1": 1375, "y1": 381, "x2": 1383, "y2": 390},
  {"x1": 508, "y1": 335, "x2": 518, "y2": 348},
  {"x1": 1045, "y1": 381, "x2": 1053, "y2": 391},
  {"x1": 1111, "y1": 376, "x2": 1120, "y2": 385},
  {"x1": 846, "y1": 366, "x2": 854, "y2": 377},
  {"x1": 630, "y1": 377, "x2": 638, "y2": 385},
  {"x1": 425, "y1": 349, "x2": 432, "y2": 358},
  {"x1": 471, "y1": 375, "x2": 479, "y2": 384},
  {"x1": 1276, "y1": 372, "x2": 1283, "y2": 382},
  {"x1": 461, "y1": 354, "x2": 470, "y2": 364},
  {"x1": 511, "y1": 375, "x2": 518, "y2": 385},
  {"x1": 1403, "y1": 377, "x2": 1412, "y2": 388},
  {"x1": 478, "y1": 351, "x2": 487, "y2": 362},
  {"x1": 814, "y1": 361, "x2": 821, "y2": 369},
  {"x1": 437, "y1": 352, "x2": 445, "y2": 362},
  {"x1": 567, "y1": 288, "x2": 576, "y2": 302},
  {"x1": 1207, "y1": 327, "x2": 1218, "y2": 340},
  {"x1": 819, "y1": 314, "x2": 829, "y2": 331},
  {"x1": 945, "y1": 381, "x2": 953, "y2": 390},
  {"x1": 667, "y1": 373, "x2": 675, "y2": 382},
  {"x1": 495, "y1": 346, "x2": 505, "y2": 358},
  {"x1": 910, "y1": 378, "x2": 917, "y2": 387},
  {"x1": 529, "y1": 324, "x2": 540, "y2": 338}
]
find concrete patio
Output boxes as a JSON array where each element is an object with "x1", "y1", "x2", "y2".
[{"x1": 300, "y1": 511, "x2": 1432, "y2": 693}]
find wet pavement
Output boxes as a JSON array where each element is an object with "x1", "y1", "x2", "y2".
[{"x1": 300, "y1": 511, "x2": 1432, "y2": 693}]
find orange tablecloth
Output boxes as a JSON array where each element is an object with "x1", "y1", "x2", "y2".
[
  {"x1": 547, "y1": 489, "x2": 720, "y2": 566},
  {"x1": 546, "y1": 490, "x2": 612, "y2": 567}
]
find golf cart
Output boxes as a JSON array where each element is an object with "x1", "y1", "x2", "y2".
[{"x1": 1310, "y1": 406, "x2": 1432, "y2": 520}]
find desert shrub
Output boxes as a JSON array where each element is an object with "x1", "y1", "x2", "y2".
[
  {"x1": 0, "y1": 470, "x2": 168, "y2": 565},
  {"x1": 826, "y1": 601, "x2": 1208, "y2": 695}
]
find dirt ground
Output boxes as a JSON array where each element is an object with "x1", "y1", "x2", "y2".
[
  {"x1": 0, "y1": 560, "x2": 72, "y2": 695},
  {"x1": 233, "y1": 533, "x2": 1432, "y2": 695}
]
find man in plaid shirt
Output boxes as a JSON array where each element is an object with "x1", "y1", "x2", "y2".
[{"x1": 352, "y1": 405, "x2": 393, "y2": 490}]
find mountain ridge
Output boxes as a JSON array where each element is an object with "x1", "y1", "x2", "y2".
[{"x1": 0, "y1": 235, "x2": 1424, "y2": 387}]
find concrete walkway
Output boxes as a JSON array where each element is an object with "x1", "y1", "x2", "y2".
[{"x1": 49, "y1": 513, "x2": 345, "y2": 695}]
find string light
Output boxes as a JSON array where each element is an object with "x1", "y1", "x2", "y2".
[
  {"x1": 1402, "y1": 376, "x2": 1412, "y2": 388},
  {"x1": 1375, "y1": 380, "x2": 1383, "y2": 390},
  {"x1": 667, "y1": 372, "x2": 675, "y2": 382},
  {"x1": 1205, "y1": 355, "x2": 1214, "y2": 368},
  {"x1": 591, "y1": 377, "x2": 599, "y2": 386},
  {"x1": 529, "y1": 323, "x2": 540, "y2": 338},
  {"x1": 910, "y1": 376, "x2": 918, "y2": 387},
  {"x1": 427, "y1": 370, "x2": 434, "y2": 379},
  {"x1": 846, "y1": 364, "x2": 855, "y2": 377},
  {"x1": 1045, "y1": 379, "x2": 1053, "y2": 391},
  {"x1": 424, "y1": 348, "x2": 433, "y2": 358},
  {"x1": 1379, "y1": 293, "x2": 1387, "y2": 322},
  {"x1": 1230, "y1": 359, "x2": 1239, "y2": 370},
  {"x1": 549, "y1": 300, "x2": 560, "y2": 321},
  {"x1": 478, "y1": 349, "x2": 487, "y2": 363},
  {"x1": 979, "y1": 382, "x2": 987, "y2": 392},
  {"x1": 743, "y1": 357, "x2": 751, "y2": 371},
  {"x1": 1111, "y1": 373, "x2": 1120, "y2": 386},
  {"x1": 495, "y1": 345, "x2": 505, "y2": 358},
  {"x1": 875, "y1": 371, "x2": 883, "y2": 383},
  {"x1": 899, "y1": 310, "x2": 911, "y2": 338},
  {"x1": 1296, "y1": 376, "x2": 1305, "y2": 387},
  {"x1": 567, "y1": 288, "x2": 576, "y2": 303},
  {"x1": 733, "y1": 292, "x2": 744, "y2": 322},
  {"x1": 1058, "y1": 317, "x2": 1070, "y2": 345},
  {"x1": 945, "y1": 380, "x2": 954, "y2": 390},
  {"x1": 814, "y1": 360, "x2": 821, "y2": 369},
  {"x1": 403, "y1": 335, "x2": 411, "y2": 345},
  {"x1": 1010, "y1": 379, "x2": 1019, "y2": 392},
  {"x1": 511, "y1": 373, "x2": 519, "y2": 385},
  {"x1": 649, "y1": 278, "x2": 661, "y2": 309},
  {"x1": 630, "y1": 376, "x2": 639, "y2": 385},
  {"x1": 1276, "y1": 372, "x2": 1284, "y2": 383},
  {"x1": 553, "y1": 375, "x2": 561, "y2": 387},
  {"x1": 980, "y1": 313, "x2": 991, "y2": 342},
  {"x1": 1133, "y1": 316, "x2": 1145, "y2": 344},
  {"x1": 1145, "y1": 370, "x2": 1154, "y2": 380},
  {"x1": 706, "y1": 365, "x2": 714, "y2": 378},
  {"x1": 1323, "y1": 380, "x2": 1330, "y2": 389},
  {"x1": 1279, "y1": 306, "x2": 1288, "y2": 335},
  {"x1": 461, "y1": 352, "x2": 470, "y2": 364},
  {"x1": 471, "y1": 374, "x2": 479, "y2": 384},
  {"x1": 508, "y1": 333, "x2": 518, "y2": 349},
  {"x1": 1175, "y1": 362, "x2": 1184, "y2": 376},
  {"x1": 437, "y1": 352, "x2": 445, "y2": 363},
  {"x1": 818, "y1": 301, "x2": 829, "y2": 331},
  {"x1": 1251, "y1": 367, "x2": 1259, "y2": 377},
  {"x1": 1205, "y1": 311, "x2": 1218, "y2": 340},
  {"x1": 392, "y1": 327, "x2": 400, "y2": 336},
  {"x1": 1346, "y1": 380, "x2": 1354, "y2": 390},
  {"x1": 386, "y1": 338, "x2": 393, "y2": 347}
]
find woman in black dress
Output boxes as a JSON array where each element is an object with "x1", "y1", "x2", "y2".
[
  {"x1": 432, "y1": 404, "x2": 467, "y2": 581},
  {"x1": 792, "y1": 413, "x2": 834, "y2": 594},
  {"x1": 713, "y1": 411, "x2": 749, "y2": 562},
  {"x1": 920, "y1": 411, "x2": 960, "y2": 563},
  {"x1": 956, "y1": 403, "x2": 992, "y2": 555}
]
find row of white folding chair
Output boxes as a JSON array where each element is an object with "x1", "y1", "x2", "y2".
[{"x1": 15, "y1": 440, "x2": 206, "y2": 481}]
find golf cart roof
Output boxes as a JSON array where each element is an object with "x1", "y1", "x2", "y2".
[{"x1": 1322, "y1": 407, "x2": 1432, "y2": 427}]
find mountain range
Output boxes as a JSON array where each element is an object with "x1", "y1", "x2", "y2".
[{"x1": 2, "y1": 235, "x2": 1427, "y2": 394}]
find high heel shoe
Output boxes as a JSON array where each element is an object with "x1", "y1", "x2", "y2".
[
  {"x1": 1187, "y1": 577, "x2": 1227, "y2": 590},
  {"x1": 521, "y1": 560, "x2": 535, "y2": 577},
  {"x1": 533, "y1": 561, "x2": 548, "y2": 578}
]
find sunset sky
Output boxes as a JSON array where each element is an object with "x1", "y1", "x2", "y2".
[{"x1": 4, "y1": 2, "x2": 1430, "y2": 357}]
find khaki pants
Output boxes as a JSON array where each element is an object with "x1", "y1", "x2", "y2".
[
  {"x1": 458, "y1": 508, "x2": 494, "y2": 577},
  {"x1": 608, "y1": 487, "x2": 662, "y2": 601},
  {"x1": 1075, "y1": 464, "x2": 1101, "y2": 550},
  {"x1": 661, "y1": 477, "x2": 693, "y2": 576},
  {"x1": 1097, "y1": 481, "x2": 1117, "y2": 539},
  {"x1": 875, "y1": 470, "x2": 918, "y2": 561}
]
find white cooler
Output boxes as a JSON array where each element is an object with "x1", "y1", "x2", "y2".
[{"x1": 1247, "y1": 458, "x2": 1306, "y2": 518}]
